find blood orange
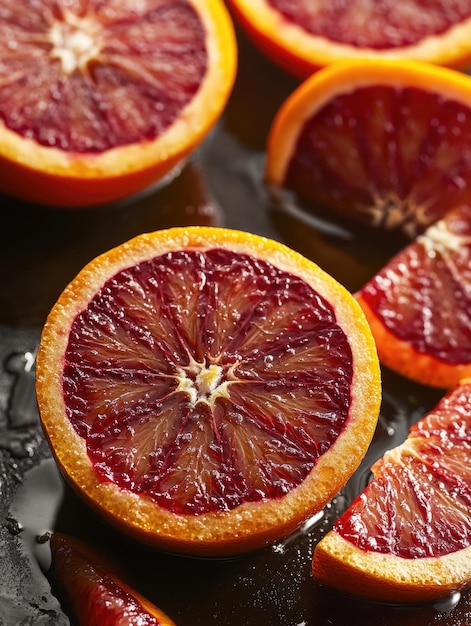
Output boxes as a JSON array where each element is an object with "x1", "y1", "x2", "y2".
[
  {"x1": 312, "y1": 378, "x2": 471, "y2": 603},
  {"x1": 35, "y1": 226, "x2": 381, "y2": 556},
  {"x1": 49, "y1": 532, "x2": 176, "y2": 625},
  {"x1": 266, "y1": 59, "x2": 471, "y2": 239},
  {"x1": 227, "y1": 0, "x2": 471, "y2": 78},
  {"x1": 0, "y1": 0, "x2": 236, "y2": 207},
  {"x1": 355, "y1": 203, "x2": 471, "y2": 389}
]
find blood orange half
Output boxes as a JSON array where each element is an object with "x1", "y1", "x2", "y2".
[
  {"x1": 49, "y1": 533, "x2": 176, "y2": 625},
  {"x1": 312, "y1": 378, "x2": 471, "y2": 603},
  {"x1": 35, "y1": 226, "x2": 381, "y2": 556},
  {"x1": 0, "y1": 0, "x2": 236, "y2": 207},
  {"x1": 356, "y1": 203, "x2": 471, "y2": 389},
  {"x1": 227, "y1": 0, "x2": 471, "y2": 78},
  {"x1": 266, "y1": 59, "x2": 471, "y2": 239}
]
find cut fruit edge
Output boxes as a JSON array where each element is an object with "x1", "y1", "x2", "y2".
[
  {"x1": 355, "y1": 291, "x2": 471, "y2": 389},
  {"x1": 266, "y1": 59, "x2": 471, "y2": 187},
  {"x1": 312, "y1": 529, "x2": 471, "y2": 604},
  {"x1": 227, "y1": 0, "x2": 471, "y2": 78},
  {"x1": 49, "y1": 532, "x2": 176, "y2": 625},
  {"x1": 36, "y1": 226, "x2": 381, "y2": 556},
  {"x1": 312, "y1": 378, "x2": 471, "y2": 603},
  {"x1": 0, "y1": 0, "x2": 237, "y2": 207}
]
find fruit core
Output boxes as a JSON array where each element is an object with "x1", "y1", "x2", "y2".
[
  {"x1": 267, "y1": 0, "x2": 471, "y2": 49},
  {"x1": 49, "y1": 13, "x2": 102, "y2": 75},
  {"x1": 62, "y1": 248, "x2": 354, "y2": 515}
]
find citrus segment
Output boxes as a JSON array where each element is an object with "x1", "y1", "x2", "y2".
[
  {"x1": 355, "y1": 203, "x2": 471, "y2": 388},
  {"x1": 49, "y1": 533, "x2": 176, "y2": 625},
  {"x1": 312, "y1": 378, "x2": 471, "y2": 603},
  {"x1": 0, "y1": 0, "x2": 237, "y2": 207},
  {"x1": 266, "y1": 60, "x2": 471, "y2": 238},
  {"x1": 227, "y1": 0, "x2": 471, "y2": 78},
  {"x1": 36, "y1": 226, "x2": 381, "y2": 556}
]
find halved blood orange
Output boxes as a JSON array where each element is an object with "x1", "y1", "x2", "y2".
[
  {"x1": 0, "y1": 0, "x2": 236, "y2": 208},
  {"x1": 227, "y1": 0, "x2": 471, "y2": 79},
  {"x1": 312, "y1": 378, "x2": 471, "y2": 603},
  {"x1": 35, "y1": 226, "x2": 381, "y2": 556},
  {"x1": 49, "y1": 532, "x2": 176, "y2": 625},
  {"x1": 355, "y1": 203, "x2": 471, "y2": 389},
  {"x1": 266, "y1": 59, "x2": 471, "y2": 239}
]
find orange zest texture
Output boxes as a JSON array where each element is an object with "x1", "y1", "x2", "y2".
[{"x1": 36, "y1": 226, "x2": 381, "y2": 556}]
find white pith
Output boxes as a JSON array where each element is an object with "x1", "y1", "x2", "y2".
[{"x1": 49, "y1": 12, "x2": 103, "y2": 75}]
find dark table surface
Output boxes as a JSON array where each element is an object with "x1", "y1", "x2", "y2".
[{"x1": 1, "y1": 25, "x2": 469, "y2": 626}]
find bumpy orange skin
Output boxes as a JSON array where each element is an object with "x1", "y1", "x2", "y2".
[
  {"x1": 36, "y1": 226, "x2": 381, "y2": 557},
  {"x1": 0, "y1": 0, "x2": 237, "y2": 208},
  {"x1": 227, "y1": 0, "x2": 471, "y2": 79},
  {"x1": 313, "y1": 530, "x2": 471, "y2": 603}
]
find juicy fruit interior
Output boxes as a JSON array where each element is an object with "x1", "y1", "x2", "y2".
[
  {"x1": 63, "y1": 248, "x2": 354, "y2": 516},
  {"x1": 50, "y1": 535, "x2": 165, "y2": 625},
  {"x1": 267, "y1": 0, "x2": 471, "y2": 49},
  {"x1": 0, "y1": 0, "x2": 206, "y2": 152},
  {"x1": 285, "y1": 85, "x2": 471, "y2": 238},
  {"x1": 359, "y1": 203, "x2": 471, "y2": 364},
  {"x1": 334, "y1": 382, "x2": 471, "y2": 559}
]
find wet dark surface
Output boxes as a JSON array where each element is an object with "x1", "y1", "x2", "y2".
[{"x1": 1, "y1": 27, "x2": 470, "y2": 626}]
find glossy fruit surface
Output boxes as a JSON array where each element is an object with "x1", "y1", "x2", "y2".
[
  {"x1": 227, "y1": 0, "x2": 471, "y2": 78},
  {"x1": 49, "y1": 533, "x2": 176, "y2": 625},
  {"x1": 356, "y1": 203, "x2": 471, "y2": 388},
  {"x1": 0, "y1": 0, "x2": 236, "y2": 207},
  {"x1": 36, "y1": 226, "x2": 381, "y2": 556},
  {"x1": 312, "y1": 378, "x2": 471, "y2": 603},
  {"x1": 266, "y1": 59, "x2": 471, "y2": 238}
]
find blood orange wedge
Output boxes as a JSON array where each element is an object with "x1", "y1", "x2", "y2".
[
  {"x1": 49, "y1": 532, "x2": 176, "y2": 625},
  {"x1": 35, "y1": 226, "x2": 381, "y2": 557},
  {"x1": 355, "y1": 203, "x2": 471, "y2": 389},
  {"x1": 0, "y1": 0, "x2": 236, "y2": 208},
  {"x1": 266, "y1": 59, "x2": 471, "y2": 239},
  {"x1": 226, "y1": 0, "x2": 471, "y2": 79},
  {"x1": 312, "y1": 378, "x2": 471, "y2": 603}
]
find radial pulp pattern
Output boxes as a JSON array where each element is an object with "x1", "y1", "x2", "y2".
[{"x1": 36, "y1": 226, "x2": 381, "y2": 556}]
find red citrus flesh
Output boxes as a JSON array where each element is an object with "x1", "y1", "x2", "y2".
[
  {"x1": 0, "y1": 0, "x2": 237, "y2": 207},
  {"x1": 267, "y1": 0, "x2": 471, "y2": 50},
  {"x1": 282, "y1": 83, "x2": 471, "y2": 238},
  {"x1": 0, "y1": 1, "x2": 205, "y2": 153},
  {"x1": 312, "y1": 378, "x2": 471, "y2": 602},
  {"x1": 49, "y1": 533, "x2": 175, "y2": 625},
  {"x1": 336, "y1": 380, "x2": 471, "y2": 558},
  {"x1": 63, "y1": 247, "x2": 354, "y2": 516},
  {"x1": 356, "y1": 203, "x2": 471, "y2": 387},
  {"x1": 36, "y1": 226, "x2": 380, "y2": 555}
]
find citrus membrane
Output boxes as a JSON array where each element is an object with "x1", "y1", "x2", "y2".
[
  {"x1": 36, "y1": 226, "x2": 381, "y2": 556},
  {"x1": 312, "y1": 378, "x2": 471, "y2": 603},
  {"x1": 266, "y1": 60, "x2": 471, "y2": 238},
  {"x1": 356, "y1": 203, "x2": 471, "y2": 388},
  {"x1": 0, "y1": 0, "x2": 237, "y2": 206}
]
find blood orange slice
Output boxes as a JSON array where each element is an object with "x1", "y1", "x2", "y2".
[
  {"x1": 312, "y1": 378, "x2": 471, "y2": 603},
  {"x1": 35, "y1": 226, "x2": 381, "y2": 556},
  {"x1": 49, "y1": 533, "x2": 176, "y2": 625},
  {"x1": 227, "y1": 0, "x2": 471, "y2": 78},
  {"x1": 0, "y1": 0, "x2": 236, "y2": 208},
  {"x1": 355, "y1": 203, "x2": 471, "y2": 389},
  {"x1": 266, "y1": 59, "x2": 471, "y2": 239}
]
